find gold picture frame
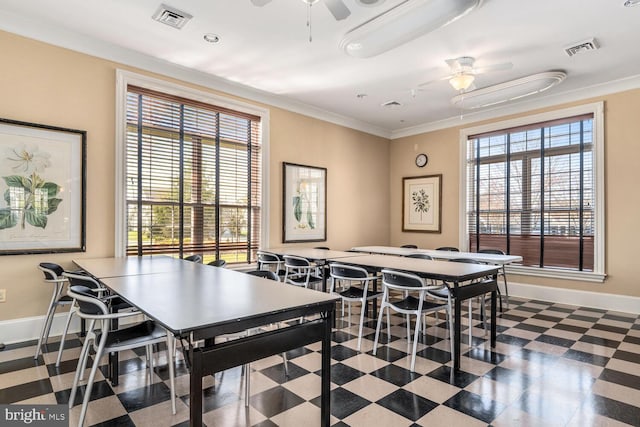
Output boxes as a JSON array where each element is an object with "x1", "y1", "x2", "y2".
[{"x1": 402, "y1": 174, "x2": 442, "y2": 233}]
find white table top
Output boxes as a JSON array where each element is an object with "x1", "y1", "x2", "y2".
[
  {"x1": 73, "y1": 255, "x2": 185, "y2": 278},
  {"x1": 78, "y1": 257, "x2": 338, "y2": 337},
  {"x1": 351, "y1": 246, "x2": 522, "y2": 265}
]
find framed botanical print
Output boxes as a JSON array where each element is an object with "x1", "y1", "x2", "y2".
[
  {"x1": 402, "y1": 174, "x2": 441, "y2": 233},
  {"x1": 283, "y1": 162, "x2": 326, "y2": 243},
  {"x1": 0, "y1": 118, "x2": 86, "y2": 254}
]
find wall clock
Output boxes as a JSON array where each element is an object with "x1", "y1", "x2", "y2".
[{"x1": 415, "y1": 153, "x2": 428, "y2": 168}]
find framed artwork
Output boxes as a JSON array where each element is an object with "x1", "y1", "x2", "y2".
[
  {"x1": 283, "y1": 162, "x2": 326, "y2": 243},
  {"x1": 0, "y1": 118, "x2": 86, "y2": 254},
  {"x1": 402, "y1": 174, "x2": 442, "y2": 233}
]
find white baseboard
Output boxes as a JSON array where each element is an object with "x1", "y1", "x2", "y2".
[
  {"x1": 0, "y1": 311, "x2": 144, "y2": 346},
  {"x1": 509, "y1": 281, "x2": 640, "y2": 314}
]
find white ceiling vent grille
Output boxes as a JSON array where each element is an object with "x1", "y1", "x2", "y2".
[
  {"x1": 152, "y1": 4, "x2": 193, "y2": 29},
  {"x1": 381, "y1": 100, "x2": 402, "y2": 108},
  {"x1": 564, "y1": 38, "x2": 600, "y2": 57}
]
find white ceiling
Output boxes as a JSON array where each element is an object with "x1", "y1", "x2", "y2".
[{"x1": 1, "y1": 0, "x2": 640, "y2": 138}]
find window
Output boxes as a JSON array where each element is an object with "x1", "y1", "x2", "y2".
[
  {"x1": 461, "y1": 103, "x2": 605, "y2": 281},
  {"x1": 117, "y1": 74, "x2": 266, "y2": 265}
]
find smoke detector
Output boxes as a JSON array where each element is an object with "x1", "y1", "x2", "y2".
[
  {"x1": 152, "y1": 4, "x2": 193, "y2": 29},
  {"x1": 564, "y1": 38, "x2": 600, "y2": 57}
]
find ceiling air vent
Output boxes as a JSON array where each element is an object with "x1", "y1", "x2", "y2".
[
  {"x1": 381, "y1": 100, "x2": 402, "y2": 108},
  {"x1": 152, "y1": 4, "x2": 193, "y2": 29},
  {"x1": 564, "y1": 38, "x2": 599, "y2": 57}
]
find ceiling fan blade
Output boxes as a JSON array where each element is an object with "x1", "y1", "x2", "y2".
[
  {"x1": 474, "y1": 62, "x2": 513, "y2": 74},
  {"x1": 250, "y1": 0, "x2": 272, "y2": 6},
  {"x1": 323, "y1": 0, "x2": 351, "y2": 20}
]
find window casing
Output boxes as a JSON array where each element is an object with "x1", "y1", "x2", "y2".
[
  {"x1": 460, "y1": 103, "x2": 605, "y2": 282},
  {"x1": 115, "y1": 71, "x2": 269, "y2": 265}
]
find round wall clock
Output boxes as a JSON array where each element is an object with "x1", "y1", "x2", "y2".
[{"x1": 415, "y1": 153, "x2": 428, "y2": 168}]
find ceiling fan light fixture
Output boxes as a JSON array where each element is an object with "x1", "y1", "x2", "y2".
[
  {"x1": 450, "y1": 71, "x2": 567, "y2": 109},
  {"x1": 340, "y1": 0, "x2": 481, "y2": 58},
  {"x1": 449, "y1": 73, "x2": 475, "y2": 91}
]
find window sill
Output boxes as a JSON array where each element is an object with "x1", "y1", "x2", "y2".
[{"x1": 505, "y1": 265, "x2": 606, "y2": 283}]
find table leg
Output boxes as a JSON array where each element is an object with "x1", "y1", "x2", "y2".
[
  {"x1": 190, "y1": 348, "x2": 203, "y2": 427},
  {"x1": 453, "y1": 282, "x2": 461, "y2": 371},
  {"x1": 491, "y1": 274, "x2": 497, "y2": 348},
  {"x1": 321, "y1": 312, "x2": 331, "y2": 427}
]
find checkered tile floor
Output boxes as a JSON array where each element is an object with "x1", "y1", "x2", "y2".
[{"x1": 1, "y1": 297, "x2": 639, "y2": 426}]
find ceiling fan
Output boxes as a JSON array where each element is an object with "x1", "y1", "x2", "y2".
[
  {"x1": 417, "y1": 56, "x2": 513, "y2": 93},
  {"x1": 250, "y1": 0, "x2": 351, "y2": 21}
]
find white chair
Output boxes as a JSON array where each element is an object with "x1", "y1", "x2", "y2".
[
  {"x1": 67, "y1": 285, "x2": 176, "y2": 426},
  {"x1": 478, "y1": 248, "x2": 510, "y2": 308},
  {"x1": 373, "y1": 269, "x2": 454, "y2": 372},
  {"x1": 256, "y1": 251, "x2": 285, "y2": 279},
  {"x1": 55, "y1": 272, "x2": 132, "y2": 367},
  {"x1": 34, "y1": 263, "x2": 73, "y2": 360},
  {"x1": 329, "y1": 263, "x2": 382, "y2": 351},
  {"x1": 283, "y1": 255, "x2": 323, "y2": 290}
]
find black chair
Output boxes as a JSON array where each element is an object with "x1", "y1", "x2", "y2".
[
  {"x1": 373, "y1": 269, "x2": 453, "y2": 372},
  {"x1": 207, "y1": 259, "x2": 227, "y2": 268},
  {"x1": 67, "y1": 285, "x2": 176, "y2": 426},
  {"x1": 449, "y1": 258, "x2": 490, "y2": 339},
  {"x1": 247, "y1": 269, "x2": 279, "y2": 281},
  {"x1": 184, "y1": 254, "x2": 202, "y2": 263},
  {"x1": 436, "y1": 246, "x2": 460, "y2": 252},
  {"x1": 401, "y1": 244, "x2": 418, "y2": 249},
  {"x1": 478, "y1": 248, "x2": 509, "y2": 308},
  {"x1": 313, "y1": 246, "x2": 330, "y2": 250},
  {"x1": 405, "y1": 253, "x2": 433, "y2": 260},
  {"x1": 329, "y1": 264, "x2": 382, "y2": 351},
  {"x1": 34, "y1": 263, "x2": 73, "y2": 360},
  {"x1": 256, "y1": 251, "x2": 285, "y2": 280},
  {"x1": 283, "y1": 255, "x2": 323, "y2": 290}
]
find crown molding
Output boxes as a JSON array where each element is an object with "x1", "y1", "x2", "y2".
[
  {"x1": 0, "y1": 10, "x2": 391, "y2": 139},
  {"x1": 390, "y1": 73, "x2": 640, "y2": 139}
]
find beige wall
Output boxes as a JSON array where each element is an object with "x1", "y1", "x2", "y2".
[
  {"x1": 391, "y1": 89, "x2": 640, "y2": 297},
  {"x1": 0, "y1": 31, "x2": 390, "y2": 322}
]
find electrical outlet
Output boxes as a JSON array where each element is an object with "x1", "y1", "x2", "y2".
[{"x1": 0, "y1": 289, "x2": 5, "y2": 302}]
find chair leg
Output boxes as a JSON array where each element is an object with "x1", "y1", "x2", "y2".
[
  {"x1": 357, "y1": 299, "x2": 367, "y2": 352},
  {"x1": 446, "y1": 307, "x2": 455, "y2": 356},
  {"x1": 372, "y1": 297, "x2": 387, "y2": 355},
  {"x1": 410, "y1": 313, "x2": 422, "y2": 372},
  {"x1": 34, "y1": 296, "x2": 58, "y2": 359},
  {"x1": 244, "y1": 363, "x2": 250, "y2": 408},
  {"x1": 78, "y1": 338, "x2": 107, "y2": 427},
  {"x1": 501, "y1": 267, "x2": 509, "y2": 308},
  {"x1": 55, "y1": 307, "x2": 75, "y2": 367},
  {"x1": 69, "y1": 333, "x2": 93, "y2": 409}
]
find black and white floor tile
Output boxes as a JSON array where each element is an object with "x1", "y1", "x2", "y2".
[{"x1": 1, "y1": 297, "x2": 639, "y2": 426}]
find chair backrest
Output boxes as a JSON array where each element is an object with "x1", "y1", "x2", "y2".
[
  {"x1": 313, "y1": 246, "x2": 330, "y2": 250},
  {"x1": 478, "y1": 248, "x2": 505, "y2": 255},
  {"x1": 381, "y1": 269, "x2": 433, "y2": 291},
  {"x1": 401, "y1": 244, "x2": 418, "y2": 249},
  {"x1": 246, "y1": 269, "x2": 279, "y2": 281},
  {"x1": 449, "y1": 258, "x2": 482, "y2": 265},
  {"x1": 329, "y1": 263, "x2": 368, "y2": 281},
  {"x1": 436, "y1": 246, "x2": 460, "y2": 252},
  {"x1": 257, "y1": 251, "x2": 282, "y2": 271},
  {"x1": 207, "y1": 259, "x2": 227, "y2": 268},
  {"x1": 405, "y1": 253, "x2": 433, "y2": 260},
  {"x1": 184, "y1": 254, "x2": 203, "y2": 263},
  {"x1": 38, "y1": 262, "x2": 64, "y2": 281},
  {"x1": 63, "y1": 271, "x2": 102, "y2": 290},
  {"x1": 283, "y1": 255, "x2": 312, "y2": 269},
  {"x1": 67, "y1": 285, "x2": 109, "y2": 317}
]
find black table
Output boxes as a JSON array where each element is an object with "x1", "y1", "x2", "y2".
[
  {"x1": 330, "y1": 254, "x2": 499, "y2": 371},
  {"x1": 79, "y1": 257, "x2": 338, "y2": 427}
]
